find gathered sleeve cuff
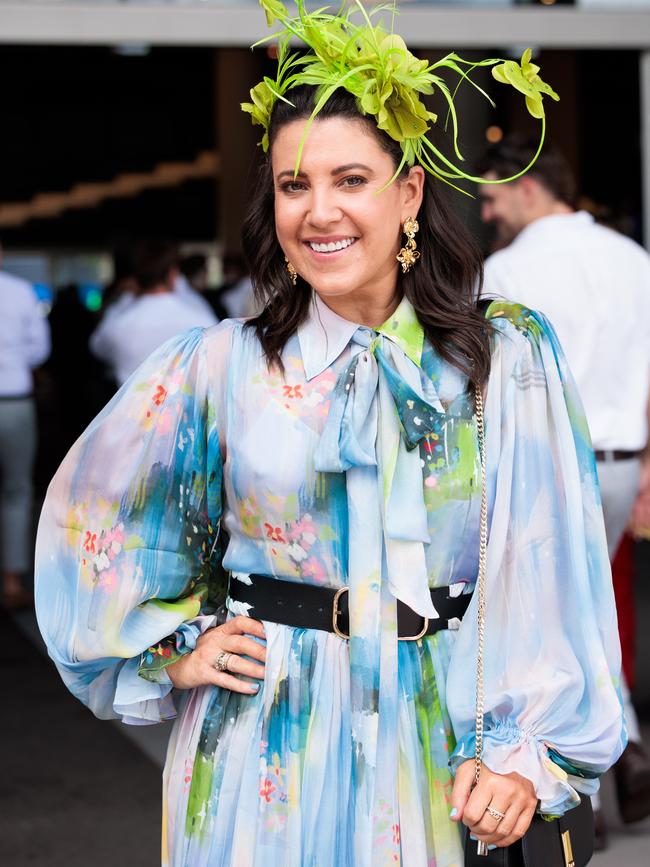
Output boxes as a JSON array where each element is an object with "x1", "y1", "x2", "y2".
[
  {"x1": 451, "y1": 723, "x2": 602, "y2": 815},
  {"x1": 446, "y1": 303, "x2": 626, "y2": 815}
]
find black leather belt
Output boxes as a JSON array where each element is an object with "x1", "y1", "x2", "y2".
[
  {"x1": 594, "y1": 449, "x2": 643, "y2": 462},
  {"x1": 227, "y1": 573, "x2": 473, "y2": 641}
]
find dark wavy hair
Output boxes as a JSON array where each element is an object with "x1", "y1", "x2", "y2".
[{"x1": 242, "y1": 85, "x2": 491, "y2": 387}]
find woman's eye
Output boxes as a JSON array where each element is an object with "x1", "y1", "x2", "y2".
[
  {"x1": 341, "y1": 176, "x2": 366, "y2": 188},
  {"x1": 280, "y1": 181, "x2": 307, "y2": 193}
]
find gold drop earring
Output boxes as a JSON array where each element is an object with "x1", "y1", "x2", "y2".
[
  {"x1": 285, "y1": 256, "x2": 298, "y2": 286},
  {"x1": 396, "y1": 217, "x2": 420, "y2": 273}
]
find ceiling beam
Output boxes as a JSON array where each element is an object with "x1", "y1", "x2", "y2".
[{"x1": 0, "y1": 3, "x2": 649, "y2": 50}]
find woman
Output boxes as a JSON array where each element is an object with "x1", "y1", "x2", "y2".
[{"x1": 36, "y1": 3, "x2": 624, "y2": 865}]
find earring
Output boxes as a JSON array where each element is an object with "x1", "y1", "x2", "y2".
[
  {"x1": 285, "y1": 256, "x2": 298, "y2": 286},
  {"x1": 396, "y1": 217, "x2": 420, "y2": 273}
]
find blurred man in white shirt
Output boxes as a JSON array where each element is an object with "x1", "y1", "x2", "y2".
[
  {"x1": 0, "y1": 250, "x2": 50, "y2": 607},
  {"x1": 90, "y1": 241, "x2": 218, "y2": 386},
  {"x1": 479, "y1": 138, "x2": 650, "y2": 844}
]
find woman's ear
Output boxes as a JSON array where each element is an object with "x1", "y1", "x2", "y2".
[{"x1": 400, "y1": 165, "x2": 425, "y2": 222}]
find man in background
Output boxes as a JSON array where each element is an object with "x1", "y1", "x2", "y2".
[
  {"x1": 478, "y1": 137, "x2": 650, "y2": 846},
  {"x1": 90, "y1": 240, "x2": 217, "y2": 386},
  {"x1": 0, "y1": 245, "x2": 50, "y2": 607}
]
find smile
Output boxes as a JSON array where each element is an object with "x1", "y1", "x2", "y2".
[{"x1": 307, "y1": 237, "x2": 358, "y2": 254}]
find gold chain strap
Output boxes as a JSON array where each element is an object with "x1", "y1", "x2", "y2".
[{"x1": 473, "y1": 382, "x2": 490, "y2": 856}]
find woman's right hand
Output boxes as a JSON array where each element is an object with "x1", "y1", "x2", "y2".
[{"x1": 166, "y1": 615, "x2": 266, "y2": 694}]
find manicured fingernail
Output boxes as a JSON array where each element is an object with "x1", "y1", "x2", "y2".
[
  {"x1": 251, "y1": 682, "x2": 260, "y2": 692},
  {"x1": 449, "y1": 807, "x2": 458, "y2": 818},
  {"x1": 488, "y1": 845, "x2": 497, "y2": 851}
]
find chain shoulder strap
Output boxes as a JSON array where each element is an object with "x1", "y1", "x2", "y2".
[
  {"x1": 474, "y1": 383, "x2": 488, "y2": 786},
  {"x1": 473, "y1": 382, "x2": 490, "y2": 859}
]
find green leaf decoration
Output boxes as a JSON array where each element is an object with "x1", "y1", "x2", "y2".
[
  {"x1": 492, "y1": 48, "x2": 559, "y2": 120},
  {"x1": 244, "y1": 1, "x2": 559, "y2": 188}
]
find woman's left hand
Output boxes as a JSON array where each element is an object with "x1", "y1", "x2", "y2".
[{"x1": 450, "y1": 759, "x2": 538, "y2": 848}]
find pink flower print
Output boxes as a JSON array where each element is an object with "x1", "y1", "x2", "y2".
[
  {"x1": 259, "y1": 778, "x2": 275, "y2": 803},
  {"x1": 282, "y1": 384, "x2": 303, "y2": 400},
  {"x1": 84, "y1": 531, "x2": 97, "y2": 554},
  {"x1": 392, "y1": 824, "x2": 400, "y2": 846},
  {"x1": 98, "y1": 568, "x2": 118, "y2": 591},
  {"x1": 152, "y1": 384, "x2": 168, "y2": 406},
  {"x1": 302, "y1": 555, "x2": 325, "y2": 584},
  {"x1": 264, "y1": 523, "x2": 286, "y2": 544},
  {"x1": 287, "y1": 514, "x2": 317, "y2": 543},
  {"x1": 183, "y1": 757, "x2": 194, "y2": 793}
]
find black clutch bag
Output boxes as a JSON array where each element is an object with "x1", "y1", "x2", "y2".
[
  {"x1": 465, "y1": 385, "x2": 594, "y2": 867},
  {"x1": 462, "y1": 796, "x2": 594, "y2": 867}
]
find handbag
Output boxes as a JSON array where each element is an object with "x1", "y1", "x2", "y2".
[{"x1": 462, "y1": 383, "x2": 594, "y2": 867}]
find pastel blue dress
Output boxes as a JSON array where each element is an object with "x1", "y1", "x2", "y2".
[{"x1": 35, "y1": 294, "x2": 625, "y2": 867}]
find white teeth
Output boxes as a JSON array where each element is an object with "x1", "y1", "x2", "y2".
[{"x1": 309, "y1": 237, "x2": 356, "y2": 253}]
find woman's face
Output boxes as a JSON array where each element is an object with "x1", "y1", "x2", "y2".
[{"x1": 271, "y1": 116, "x2": 424, "y2": 305}]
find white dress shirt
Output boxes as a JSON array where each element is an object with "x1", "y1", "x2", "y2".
[
  {"x1": 90, "y1": 290, "x2": 218, "y2": 385},
  {"x1": 483, "y1": 211, "x2": 650, "y2": 450},
  {"x1": 0, "y1": 270, "x2": 51, "y2": 396},
  {"x1": 174, "y1": 274, "x2": 218, "y2": 319}
]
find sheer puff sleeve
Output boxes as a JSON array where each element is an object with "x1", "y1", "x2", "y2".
[
  {"x1": 35, "y1": 325, "x2": 226, "y2": 725},
  {"x1": 447, "y1": 302, "x2": 626, "y2": 815}
]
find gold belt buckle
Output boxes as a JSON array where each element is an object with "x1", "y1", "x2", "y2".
[
  {"x1": 399, "y1": 615, "x2": 429, "y2": 642},
  {"x1": 332, "y1": 587, "x2": 350, "y2": 639},
  {"x1": 333, "y1": 588, "x2": 429, "y2": 641}
]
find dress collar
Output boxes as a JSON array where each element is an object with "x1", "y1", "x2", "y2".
[{"x1": 298, "y1": 292, "x2": 425, "y2": 381}]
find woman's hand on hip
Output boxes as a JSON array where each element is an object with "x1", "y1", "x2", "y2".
[
  {"x1": 165, "y1": 615, "x2": 266, "y2": 695},
  {"x1": 450, "y1": 759, "x2": 538, "y2": 848}
]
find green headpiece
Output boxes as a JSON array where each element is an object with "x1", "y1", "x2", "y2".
[{"x1": 242, "y1": 0, "x2": 559, "y2": 191}]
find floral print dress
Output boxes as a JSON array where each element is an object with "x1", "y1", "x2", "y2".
[{"x1": 35, "y1": 294, "x2": 625, "y2": 867}]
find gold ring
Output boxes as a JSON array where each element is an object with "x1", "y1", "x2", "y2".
[
  {"x1": 214, "y1": 651, "x2": 232, "y2": 672},
  {"x1": 485, "y1": 806, "x2": 506, "y2": 822}
]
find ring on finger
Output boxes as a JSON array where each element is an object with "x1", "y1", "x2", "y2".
[
  {"x1": 485, "y1": 805, "x2": 506, "y2": 822},
  {"x1": 214, "y1": 651, "x2": 233, "y2": 672}
]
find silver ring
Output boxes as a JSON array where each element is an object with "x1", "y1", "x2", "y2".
[
  {"x1": 214, "y1": 651, "x2": 232, "y2": 672},
  {"x1": 485, "y1": 805, "x2": 506, "y2": 822}
]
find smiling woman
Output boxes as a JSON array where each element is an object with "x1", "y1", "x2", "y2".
[
  {"x1": 35, "y1": 3, "x2": 625, "y2": 867},
  {"x1": 244, "y1": 85, "x2": 492, "y2": 387},
  {"x1": 273, "y1": 110, "x2": 425, "y2": 319}
]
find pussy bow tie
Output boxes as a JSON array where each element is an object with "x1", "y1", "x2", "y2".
[{"x1": 314, "y1": 327, "x2": 446, "y2": 618}]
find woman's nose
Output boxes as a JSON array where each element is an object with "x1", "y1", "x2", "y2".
[{"x1": 306, "y1": 186, "x2": 343, "y2": 227}]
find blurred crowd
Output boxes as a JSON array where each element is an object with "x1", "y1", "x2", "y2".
[{"x1": 1, "y1": 138, "x2": 650, "y2": 852}]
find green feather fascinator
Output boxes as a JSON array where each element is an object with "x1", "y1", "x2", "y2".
[{"x1": 242, "y1": 0, "x2": 559, "y2": 191}]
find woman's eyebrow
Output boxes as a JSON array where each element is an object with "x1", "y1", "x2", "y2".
[
  {"x1": 276, "y1": 169, "x2": 307, "y2": 181},
  {"x1": 276, "y1": 163, "x2": 373, "y2": 181},
  {"x1": 331, "y1": 163, "x2": 373, "y2": 175}
]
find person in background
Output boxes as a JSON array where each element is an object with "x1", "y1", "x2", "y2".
[
  {"x1": 177, "y1": 252, "x2": 221, "y2": 320},
  {"x1": 90, "y1": 240, "x2": 218, "y2": 386},
  {"x1": 218, "y1": 251, "x2": 257, "y2": 318},
  {"x1": 478, "y1": 136, "x2": 650, "y2": 846},
  {"x1": 0, "y1": 246, "x2": 50, "y2": 607}
]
